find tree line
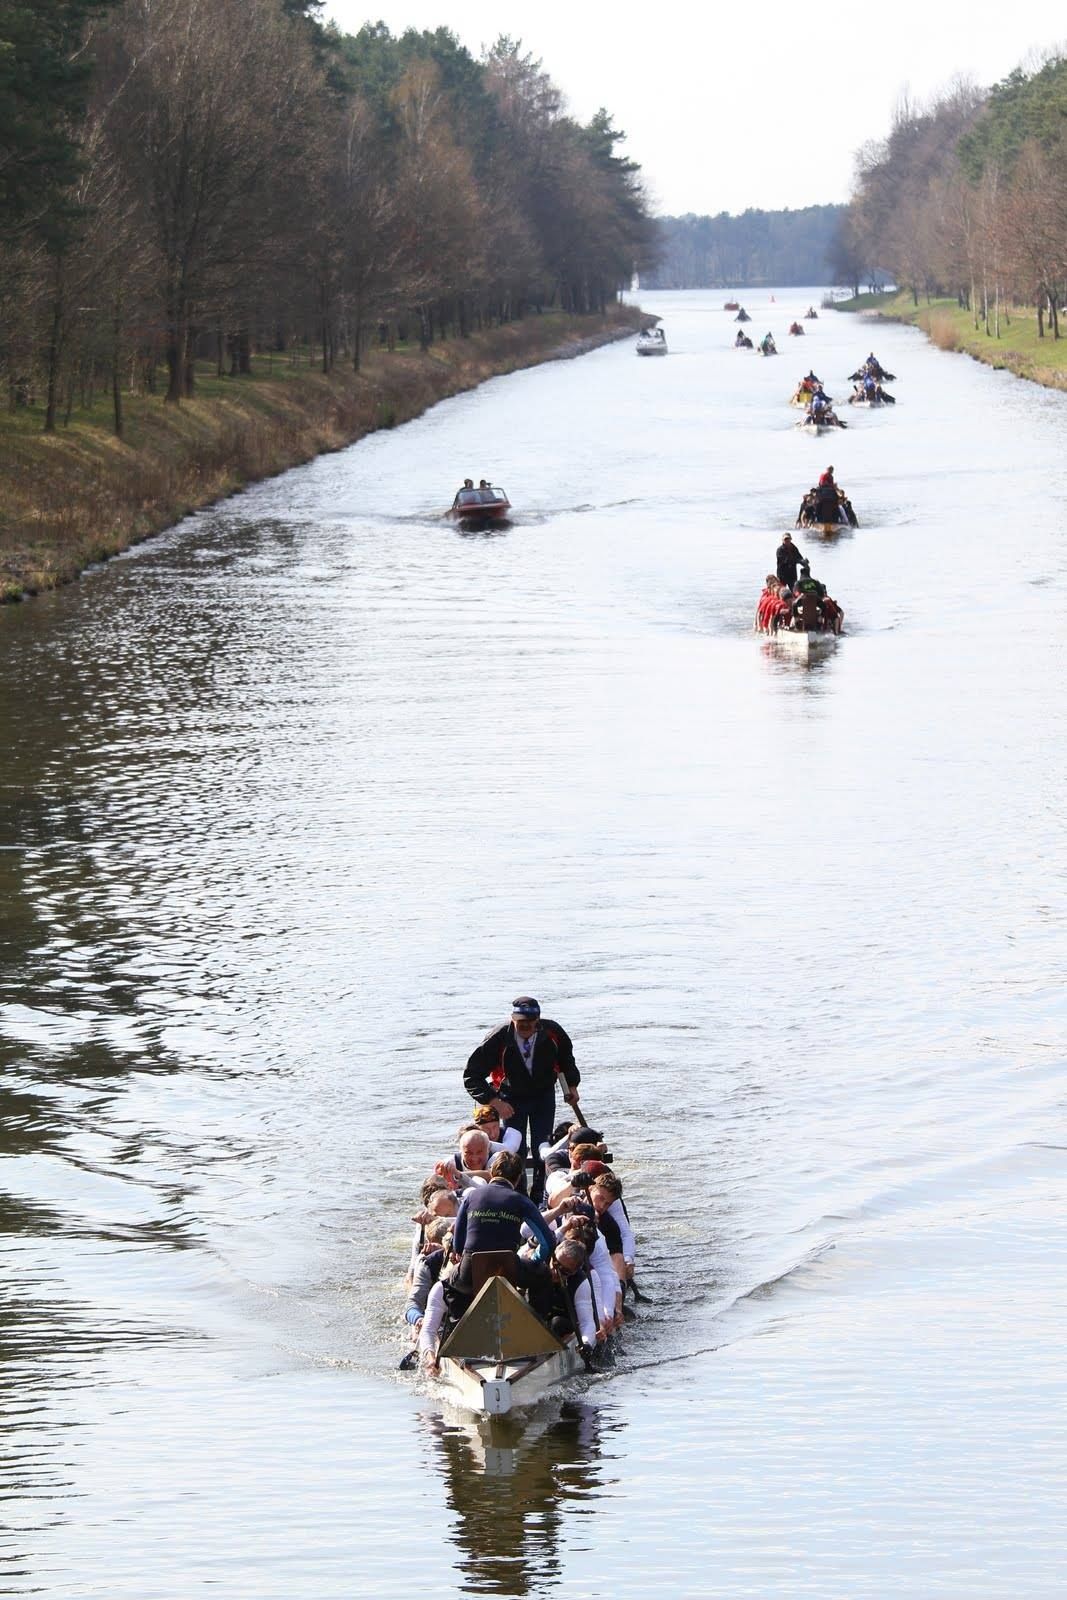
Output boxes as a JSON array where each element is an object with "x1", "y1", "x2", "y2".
[
  {"x1": 0, "y1": 0, "x2": 657, "y2": 433},
  {"x1": 645, "y1": 206, "x2": 846, "y2": 289},
  {"x1": 832, "y1": 54, "x2": 1067, "y2": 337}
]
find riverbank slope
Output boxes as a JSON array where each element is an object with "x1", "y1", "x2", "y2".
[
  {"x1": 831, "y1": 290, "x2": 1067, "y2": 392},
  {"x1": 0, "y1": 308, "x2": 644, "y2": 601}
]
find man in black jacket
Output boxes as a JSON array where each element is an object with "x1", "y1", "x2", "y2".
[
  {"x1": 463, "y1": 997, "x2": 581, "y2": 1203},
  {"x1": 776, "y1": 532, "x2": 805, "y2": 586}
]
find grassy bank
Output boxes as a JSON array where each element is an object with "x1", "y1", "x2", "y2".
[
  {"x1": 0, "y1": 307, "x2": 644, "y2": 601},
  {"x1": 831, "y1": 289, "x2": 1067, "y2": 392}
]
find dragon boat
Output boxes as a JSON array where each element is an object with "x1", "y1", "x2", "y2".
[{"x1": 436, "y1": 1268, "x2": 589, "y2": 1416}]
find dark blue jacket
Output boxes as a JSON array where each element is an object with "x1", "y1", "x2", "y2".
[{"x1": 453, "y1": 1180, "x2": 555, "y2": 1261}]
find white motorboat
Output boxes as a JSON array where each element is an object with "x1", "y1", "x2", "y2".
[{"x1": 636, "y1": 328, "x2": 667, "y2": 356}]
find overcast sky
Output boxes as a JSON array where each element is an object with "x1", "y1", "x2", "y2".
[{"x1": 323, "y1": 0, "x2": 1064, "y2": 214}]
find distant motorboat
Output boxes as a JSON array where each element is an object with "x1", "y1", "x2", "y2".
[
  {"x1": 448, "y1": 485, "x2": 511, "y2": 524},
  {"x1": 636, "y1": 328, "x2": 667, "y2": 356}
]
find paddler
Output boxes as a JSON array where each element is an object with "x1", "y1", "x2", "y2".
[{"x1": 444, "y1": 1150, "x2": 554, "y2": 1324}]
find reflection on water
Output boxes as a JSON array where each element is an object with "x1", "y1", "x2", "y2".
[
  {"x1": 423, "y1": 1401, "x2": 614, "y2": 1596},
  {"x1": 2, "y1": 287, "x2": 1067, "y2": 1596}
]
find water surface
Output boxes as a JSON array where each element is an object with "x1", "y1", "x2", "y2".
[{"x1": 2, "y1": 288, "x2": 1066, "y2": 1597}]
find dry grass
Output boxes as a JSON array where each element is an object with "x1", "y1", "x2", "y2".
[
  {"x1": 834, "y1": 290, "x2": 1067, "y2": 392},
  {"x1": 925, "y1": 310, "x2": 960, "y2": 351},
  {"x1": 0, "y1": 307, "x2": 644, "y2": 600}
]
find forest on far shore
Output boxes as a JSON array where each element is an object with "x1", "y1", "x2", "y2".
[
  {"x1": 0, "y1": 0, "x2": 657, "y2": 433},
  {"x1": 831, "y1": 52, "x2": 1067, "y2": 335},
  {"x1": 644, "y1": 206, "x2": 846, "y2": 288}
]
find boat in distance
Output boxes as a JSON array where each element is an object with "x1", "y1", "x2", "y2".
[
  {"x1": 436, "y1": 1273, "x2": 589, "y2": 1416},
  {"x1": 448, "y1": 485, "x2": 511, "y2": 523},
  {"x1": 636, "y1": 328, "x2": 667, "y2": 355}
]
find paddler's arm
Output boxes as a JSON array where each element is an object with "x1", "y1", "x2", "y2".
[
  {"x1": 463, "y1": 1029, "x2": 513, "y2": 1117},
  {"x1": 545, "y1": 1020, "x2": 581, "y2": 1105},
  {"x1": 518, "y1": 1194, "x2": 556, "y2": 1263},
  {"x1": 452, "y1": 1191, "x2": 471, "y2": 1256},
  {"x1": 462, "y1": 1039, "x2": 497, "y2": 1106}
]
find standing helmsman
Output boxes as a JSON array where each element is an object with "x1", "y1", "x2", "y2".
[
  {"x1": 463, "y1": 997, "x2": 581, "y2": 1204},
  {"x1": 776, "y1": 532, "x2": 805, "y2": 587}
]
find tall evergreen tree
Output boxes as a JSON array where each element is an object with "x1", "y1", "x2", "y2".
[{"x1": 0, "y1": 0, "x2": 117, "y2": 238}]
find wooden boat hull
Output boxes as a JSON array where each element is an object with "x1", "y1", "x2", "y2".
[{"x1": 437, "y1": 1346, "x2": 587, "y2": 1416}]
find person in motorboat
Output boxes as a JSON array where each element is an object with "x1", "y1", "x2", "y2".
[
  {"x1": 735, "y1": 329, "x2": 752, "y2": 348},
  {"x1": 819, "y1": 465, "x2": 835, "y2": 488},
  {"x1": 776, "y1": 531, "x2": 805, "y2": 586},
  {"x1": 759, "y1": 332, "x2": 777, "y2": 355},
  {"x1": 463, "y1": 998, "x2": 581, "y2": 1204},
  {"x1": 788, "y1": 321, "x2": 804, "y2": 335},
  {"x1": 805, "y1": 306, "x2": 818, "y2": 318}
]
